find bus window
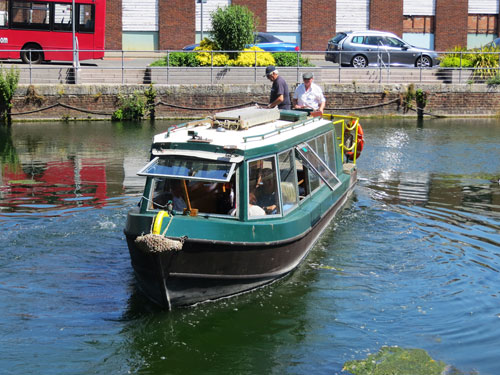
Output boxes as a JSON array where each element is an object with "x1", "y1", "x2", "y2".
[
  {"x1": 78, "y1": 4, "x2": 94, "y2": 32},
  {"x1": 12, "y1": 1, "x2": 50, "y2": 30},
  {"x1": 53, "y1": 3, "x2": 72, "y2": 32},
  {"x1": 0, "y1": 0, "x2": 7, "y2": 27}
]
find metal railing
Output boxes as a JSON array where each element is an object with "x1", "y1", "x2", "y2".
[
  {"x1": 3, "y1": 48, "x2": 500, "y2": 86},
  {"x1": 325, "y1": 114, "x2": 362, "y2": 165}
]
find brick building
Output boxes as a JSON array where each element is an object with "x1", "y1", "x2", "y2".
[{"x1": 107, "y1": 0, "x2": 500, "y2": 52}]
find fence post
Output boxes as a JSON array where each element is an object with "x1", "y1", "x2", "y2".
[
  {"x1": 211, "y1": 50, "x2": 213, "y2": 84},
  {"x1": 29, "y1": 51, "x2": 32, "y2": 85},
  {"x1": 121, "y1": 50, "x2": 125, "y2": 85},
  {"x1": 338, "y1": 51, "x2": 341, "y2": 83},
  {"x1": 459, "y1": 52, "x2": 462, "y2": 84},
  {"x1": 419, "y1": 52, "x2": 422, "y2": 82},
  {"x1": 296, "y1": 50, "x2": 300, "y2": 82},
  {"x1": 254, "y1": 50, "x2": 257, "y2": 83},
  {"x1": 388, "y1": 53, "x2": 391, "y2": 84},
  {"x1": 167, "y1": 50, "x2": 170, "y2": 84}
]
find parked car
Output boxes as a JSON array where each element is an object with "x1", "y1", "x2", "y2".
[
  {"x1": 484, "y1": 37, "x2": 500, "y2": 49},
  {"x1": 183, "y1": 32, "x2": 299, "y2": 52},
  {"x1": 325, "y1": 30, "x2": 439, "y2": 68}
]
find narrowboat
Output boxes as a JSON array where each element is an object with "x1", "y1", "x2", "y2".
[{"x1": 124, "y1": 106, "x2": 363, "y2": 309}]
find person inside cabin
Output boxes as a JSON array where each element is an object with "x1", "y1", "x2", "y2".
[
  {"x1": 255, "y1": 168, "x2": 279, "y2": 214},
  {"x1": 265, "y1": 66, "x2": 291, "y2": 110},
  {"x1": 292, "y1": 72, "x2": 326, "y2": 114},
  {"x1": 171, "y1": 179, "x2": 187, "y2": 212},
  {"x1": 248, "y1": 190, "x2": 266, "y2": 217}
]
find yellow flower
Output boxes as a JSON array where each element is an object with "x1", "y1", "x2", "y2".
[{"x1": 232, "y1": 46, "x2": 275, "y2": 67}]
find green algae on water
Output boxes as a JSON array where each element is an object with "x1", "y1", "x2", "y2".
[{"x1": 342, "y1": 346, "x2": 448, "y2": 375}]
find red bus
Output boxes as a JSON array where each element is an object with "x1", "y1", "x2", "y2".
[{"x1": 0, "y1": 0, "x2": 105, "y2": 63}]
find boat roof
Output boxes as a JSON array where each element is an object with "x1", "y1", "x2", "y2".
[{"x1": 152, "y1": 107, "x2": 333, "y2": 157}]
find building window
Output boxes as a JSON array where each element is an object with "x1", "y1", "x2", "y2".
[
  {"x1": 468, "y1": 14, "x2": 497, "y2": 34},
  {"x1": 403, "y1": 16, "x2": 434, "y2": 34}
]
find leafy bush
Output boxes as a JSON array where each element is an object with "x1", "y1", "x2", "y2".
[
  {"x1": 150, "y1": 52, "x2": 200, "y2": 67},
  {"x1": 439, "y1": 56, "x2": 474, "y2": 68},
  {"x1": 439, "y1": 45, "x2": 500, "y2": 82},
  {"x1": 487, "y1": 74, "x2": 500, "y2": 85},
  {"x1": 0, "y1": 66, "x2": 20, "y2": 124},
  {"x1": 232, "y1": 46, "x2": 275, "y2": 66},
  {"x1": 112, "y1": 93, "x2": 145, "y2": 121},
  {"x1": 195, "y1": 39, "x2": 230, "y2": 66},
  {"x1": 194, "y1": 40, "x2": 275, "y2": 67},
  {"x1": 469, "y1": 46, "x2": 500, "y2": 79},
  {"x1": 272, "y1": 52, "x2": 313, "y2": 67},
  {"x1": 211, "y1": 5, "x2": 256, "y2": 58}
]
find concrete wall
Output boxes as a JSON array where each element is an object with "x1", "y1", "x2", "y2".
[{"x1": 11, "y1": 83, "x2": 500, "y2": 121}]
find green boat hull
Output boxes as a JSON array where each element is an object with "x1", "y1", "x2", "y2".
[{"x1": 124, "y1": 169, "x2": 356, "y2": 308}]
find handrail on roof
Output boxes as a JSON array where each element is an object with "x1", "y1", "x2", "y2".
[{"x1": 242, "y1": 116, "x2": 322, "y2": 143}]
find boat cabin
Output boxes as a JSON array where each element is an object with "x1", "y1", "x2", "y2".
[{"x1": 137, "y1": 106, "x2": 345, "y2": 223}]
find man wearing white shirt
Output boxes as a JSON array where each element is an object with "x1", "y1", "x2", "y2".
[{"x1": 292, "y1": 72, "x2": 326, "y2": 114}]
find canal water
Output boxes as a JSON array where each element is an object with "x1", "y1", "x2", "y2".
[{"x1": 0, "y1": 118, "x2": 499, "y2": 375}]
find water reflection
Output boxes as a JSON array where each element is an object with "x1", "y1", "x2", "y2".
[{"x1": 0, "y1": 121, "x2": 177, "y2": 215}]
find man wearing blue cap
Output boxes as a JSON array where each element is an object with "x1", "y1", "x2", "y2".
[{"x1": 264, "y1": 66, "x2": 291, "y2": 110}]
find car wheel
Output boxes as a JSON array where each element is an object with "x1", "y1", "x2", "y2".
[
  {"x1": 416, "y1": 55, "x2": 432, "y2": 68},
  {"x1": 351, "y1": 55, "x2": 368, "y2": 68},
  {"x1": 21, "y1": 44, "x2": 44, "y2": 64}
]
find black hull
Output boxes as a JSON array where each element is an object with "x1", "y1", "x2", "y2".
[{"x1": 126, "y1": 173, "x2": 356, "y2": 309}]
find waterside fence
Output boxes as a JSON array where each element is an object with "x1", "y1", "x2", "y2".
[{"x1": 5, "y1": 49, "x2": 500, "y2": 86}]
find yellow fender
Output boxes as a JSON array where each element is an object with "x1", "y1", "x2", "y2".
[{"x1": 152, "y1": 210, "x2": 169, "y2": 235}]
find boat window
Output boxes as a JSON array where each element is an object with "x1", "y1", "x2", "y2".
[
  {"x1": 294, "y1": 151, "x2": 311, "y2": 199},
  {"x1": 307, "y1": 138, "x2": 323, "y2": 190},
  {"x1": 150, "y1": 176, "x2": 237, "y2": 217},
  {"x1": 311, "y1": 132, "x2": 336, "y2": 174},
  {"x1": 248, "y1": 156, "x2": 280, "y2": 217},
  {"x1": 296, "y1": 143, "x2": 341, "y2": 191},
  {"x1": 138, "y1": 156, "x2": 236, "y2": 183},
  {"x1": 278, "y1": 150, "x2": 298, "y2": 213},
  {"x1": 325, "y1": 131, "x2": 336, "y2": 173}
]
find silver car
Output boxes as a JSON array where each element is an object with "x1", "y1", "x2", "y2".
[{"x1": 325, "y1": 30, "x2": 440, "y2": 68}]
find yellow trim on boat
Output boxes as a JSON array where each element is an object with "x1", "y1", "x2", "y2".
[{"x1": 152, "y1": 210, "x2": 169, "y2": 235}]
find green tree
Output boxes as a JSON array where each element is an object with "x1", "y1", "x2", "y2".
[
  {"x1": 0, "y1": 66, "x2": 20, "y2": 125},
  {"x1": 211, "y1": 5, "x2": 256, "y2": 58}
]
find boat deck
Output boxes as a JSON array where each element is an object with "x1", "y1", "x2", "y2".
[{"x1": 153, "y1": 108, "x2": 332, "y2": 151}]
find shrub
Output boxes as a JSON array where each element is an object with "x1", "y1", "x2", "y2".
[
  {"x1": 194, "y1": 38, "x2": 230, "y2": 66},
  {"x1": 144, "y1": 84, "x2": 156, "y2": 120},
  {"x1": 150, "y1": 52, "x2": 200, "y2": 67},
  {"x1": 439, "y1": 56, "x2": 474, "y2": 68},
  {"x1": 0, "y1": 66, "x2": 20, "y2": 124},
  {"x1": 469, "y1": 46, "x2": 500, "y2": 80},
  {"x1": 210, "y1": 5, "x2": 256, "y2": 58},
  {"x1": 232, "y1": 46, "x2": 275, "y2": 66},
  {"x1": 112, "y1": 92, "x2": 145, "y2": 121},
  {"x1": 487, "y1": 74, "x2": 500, "y2": 85},
  {"x1": 272, "y1": 52, "x2": 313, "y2": 67}
]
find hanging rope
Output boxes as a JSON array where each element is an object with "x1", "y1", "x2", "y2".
[
  {"x1": 325, "y1": 98, "x2": 400, "y2": 111},
  {"x1": 10, "y1": 97, "x2": 414, "y2": 117},
  {"x1": 154, "y1": 100, "x2": 262, "y2": 111},
  {"x1": 12, "y1": 102, "x2": 113, "y2": 116}
]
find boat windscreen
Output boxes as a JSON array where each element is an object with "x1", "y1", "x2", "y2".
[
  {"x1": 138, "y1": 156, "x2": 236, "y2": 183},
  {"x1": 296, "y1": 143, "x2": 341, "y2": 190}
]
